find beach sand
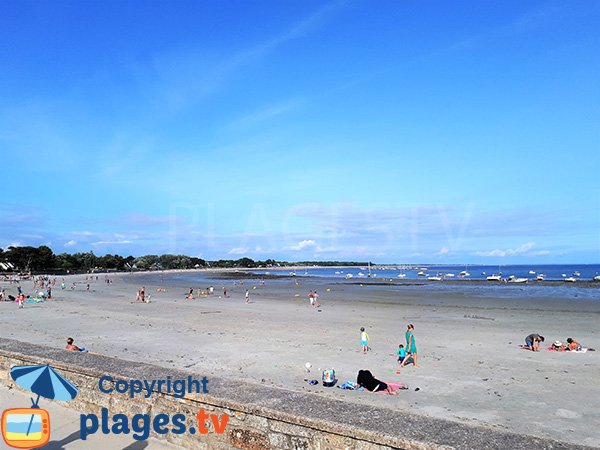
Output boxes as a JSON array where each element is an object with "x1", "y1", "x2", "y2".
[{"x1": 1, "y1": 271, "x2": 599, "y2": 447}]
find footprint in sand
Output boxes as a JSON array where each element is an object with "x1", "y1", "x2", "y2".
[{"x1": 555, "y1": 409, "x2": 580, "y2": 419}]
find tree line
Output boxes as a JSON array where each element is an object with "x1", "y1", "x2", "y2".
[{"x1": 0, "y1": 245, "x2": 370, "y2": 274}]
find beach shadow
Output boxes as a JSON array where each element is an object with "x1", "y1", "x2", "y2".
[
  {"x1": 122, "y1": 441, "x2": 150, "y2": 450},
  {"x1": 44, "y1": 430, "x2": 81, "y2": 449},
  {"x1": 44, "y1": 431, "x2": 150, "y2": 450}
]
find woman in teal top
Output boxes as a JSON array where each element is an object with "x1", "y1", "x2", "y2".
[{"x1": 401, "y1": 324, "x2": 420, "y2": 368}]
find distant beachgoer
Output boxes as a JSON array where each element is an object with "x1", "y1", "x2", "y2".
[
  {"x1": 397, "y1": 344, "x2": 406, "y2": 364},
  {"x1": 401, "y1": 324, "x2": 420, "y2": 367},
  {"x1": 245, "y1": 289, "x2": 250, "y2": 304},
  {"x1": 0, "y1": 289, "x2": 5, "y2": 301},
  {"x1": 86, "y1": 283, "x2": 90, "y2": 291},
  {"x1": 313, "y1": 291, "x2": 320, "y2": 306},
  {"x1": 187, "y1": 288, "x2": 194, "y2": 300},
  {"x1": 360, "y1": 327, "x2": 370, "y2": 354},
  {"x1": 223, "y1": 287, "x2": 227, "y2": 297},
  {"x1": 47, "y1": 286, "x2": 52, "y2": 299},
  {"x1": 140, "y1": 286, "x2": 145, "y2": 302},
  {"x1": 61, "y1": 281, "x2": 66, "y2": 290},
  {"x1": 550, "y1": 340, "x2": 565, "y2": 351},
  {"x1": 66, "y1": 337, "x2": 89, "y2": 353},
  {"x1": 566, "y1": 338, "x2": 582, "y2": 352},
  {"x1": 17, "y1": 293, "x2": 25, "y2": 309},
  {"x1": 524, "y1": 333, "x2": 545, "y2": 351},
  {"x1": 356, "y1": 370, "x2": 398, "y2": 395}
]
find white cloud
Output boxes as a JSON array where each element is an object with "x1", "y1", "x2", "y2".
[
  {"x1": 91, "y1": 240, "x2": 133, "y2": 246},
  {"x1": 228, "y1": 247, "x2": 249, "y2": 255},
  {"x1": 475, "y1": 242, "x2": 543, "y2": 257},
  {"x1": 436, "y1": 246, "x2": 450, "y2": 255},
  {"x1": 287, "y1": 240, "x2": 317, "y2": 251},
  {"x1": 64, "y1": 240, "x2": 77, "y2": 247}
]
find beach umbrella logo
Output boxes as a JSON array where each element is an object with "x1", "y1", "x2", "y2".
[{"x1": 1, "y1": 364, "x2": 78, "y2": 449}]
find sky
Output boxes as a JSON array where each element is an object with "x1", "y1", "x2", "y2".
[{"x1": 0, "y1": 0, "x2": 598, "y2": 263}]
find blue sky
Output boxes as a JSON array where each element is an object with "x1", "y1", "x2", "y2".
[{"x1": 1, "y1": 0, "x2": 598, "y2": 263}]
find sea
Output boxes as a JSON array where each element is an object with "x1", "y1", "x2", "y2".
[
  {"x1": 245, "y1": 264, "x2": 600, "y2": 300},
  {"x1": 149, "y1": 264, "x2": 600, "y2": 301},
  {"x1": 252, "y1": 264, "x2": 600, "y2": 281}
]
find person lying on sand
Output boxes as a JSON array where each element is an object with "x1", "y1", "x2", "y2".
[
  {"x1": 522, "y1": 333, "x2": 545, "y2": 351},
  {"x1": 356, "y1": 369, "x2": 398, "y2": 395},
  {"x1": 566, "y1": 338, "x2": 582, "y2": 351},
  {"x1": 550, "y1": 341, "x2": 565, "y2": 351}
]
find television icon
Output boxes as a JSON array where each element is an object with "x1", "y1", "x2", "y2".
[{"x1": 1, "y1": 408, "x2": 50, "y2": 449}]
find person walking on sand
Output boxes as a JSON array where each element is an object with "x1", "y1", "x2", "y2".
[
  {"x1": 312, "y1": 291, "x2": 320, "y2": 308},
  {"x1": 360, "y1": 327, "x2": 370, "y2": 354},
  {"x1": 401, "y1": 324, "x2": 420, "y2": 368},
  {"x1": 245, "y1": 289, "x2": 250, "y2": 304},
  {"x1": 17, "y1": 293, "x2": 25, "y2": 309}
]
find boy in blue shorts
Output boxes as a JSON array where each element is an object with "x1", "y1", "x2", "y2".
[{"x1": 397, "y1": 344, "x2": 406, "y2": 364}]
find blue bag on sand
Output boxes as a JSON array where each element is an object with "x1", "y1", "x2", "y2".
[{"x1": 337, "y1": 381, "x2": 359, "y2": 390}]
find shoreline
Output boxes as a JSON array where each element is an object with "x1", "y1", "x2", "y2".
[{"x1": 1, "y1": 270, "x2": 598, "y2": 446}]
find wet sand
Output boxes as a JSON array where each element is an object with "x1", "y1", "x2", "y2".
[{"x1": 1, "y1": 271, "x2": 599, "y2": 447}]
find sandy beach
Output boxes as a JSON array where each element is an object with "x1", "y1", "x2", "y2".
[{"x1": 1, "y1": 271, "x2": 599, "y2": 447}]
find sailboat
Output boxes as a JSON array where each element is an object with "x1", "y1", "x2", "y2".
[
  {"x1": 459, "y1": 264, "x2": 470, "y2": 277},
  {"x1": 486, "y1": 265, "x2": 502, "y2": 281}
]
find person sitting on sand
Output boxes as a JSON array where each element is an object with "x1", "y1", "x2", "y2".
[
  {"x1": 550, "y1": 341, "x2": 565, "y2": 351},
  {"x1": 356, "y1": 369, "x2": 398, "y2": 395},
  {"x1": 66, "y1": 337, "x2": 89, "y2": 353},
  {"x1": 524, "y1": 333, "x2": 545, "y2": 351},
  {"x1": 566, "y1": 338, "x2": 582, "y2": 352}
]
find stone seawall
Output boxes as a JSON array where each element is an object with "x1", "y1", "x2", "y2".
[{"x1": 0, "y1": 338, "x2": 589, "y2": 450}]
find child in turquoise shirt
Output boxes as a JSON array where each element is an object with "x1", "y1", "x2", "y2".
[{"x1": 396, "y1": 344, "x2": 406, "y2": 364}]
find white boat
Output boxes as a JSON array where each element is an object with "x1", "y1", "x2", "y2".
[
  {"x1": 564, "y1": 277, "x2": 577, "y2": 282},
  {"x1": 334, "y1": 271, "x2": 341, "y2": 274},
  {"x1": 528, "y1": 270, "x2": 536, "y2": 275},
  {"x1": 486, "y1": 274, "x2": 502, "y2": 281},
  {"x1": 427, "y1": 276, "x2": 443, "y2": 281},
  {"x1": 561, "y1": 274, "x2": 567, "y2": 277},
  {"x1": 289, "y1": 271, "x2": 296, "y2": 276},
  {"x1": 573, "y1": 271, "x2": 581, "y2": 277},
  {"x1": 397, "y1": 273, "x2": 407, "y2": 278},
  {"x1": 445, "y1": 273, "x2": 455, "y2": 277},
  {"x1": 593, "y1": 275, "x2": 600, "y2": 282},
  {"x1": 417, "y1": 271, "x2": 426, "y2": 276},
  {"x1": 508, "y1": 277, "x2": 528, "y2": 284},
  {"x1": 357, "y1": 272, "x2": 365, "y2": 277},
  {"x1": 345, "y1": 273, "x2": 353, "y2": 279},
  {"x1": 536, "y1": 274, "x2": 545, "y2": 281}
]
